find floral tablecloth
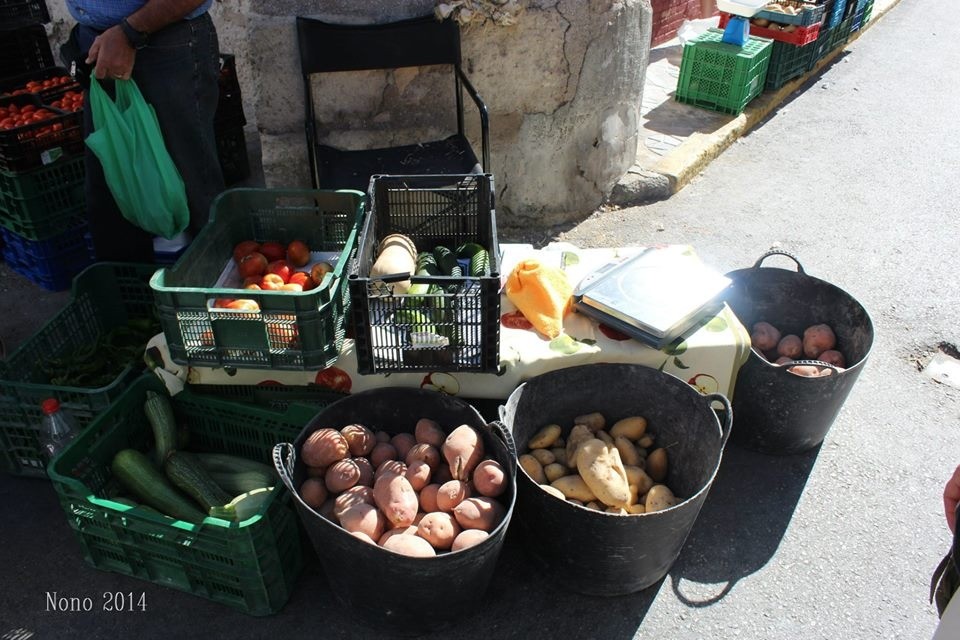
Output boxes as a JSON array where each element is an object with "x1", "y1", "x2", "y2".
[{"x1": 160, "y1": 243, "x2": 752, "y2": 401}]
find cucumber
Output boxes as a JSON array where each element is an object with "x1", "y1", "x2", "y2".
[
  {"x1": 164, "y1": 451, "x2": 235, "y2": 517},
  {"x1": 433, "y1": 245, "x2": 459, "y2": 276},
  {"x1": 469, "y1": 250, "x2": 490, "y2": 277},
  {"x1": 416, "y1": 252, "x2": 440, "y2": 273},
  {"x1": 456, "y1": 242, "x2": 485, "y2": 260},
  {"x1": 111, "y1": 449, "x2": 206, "y2": 523},
  {"x1": 393, "y1": 309, "x2": 436, "y2": 335},
  {"x1": 144, "y1": 390, "x2": 177, "y2": 464}
]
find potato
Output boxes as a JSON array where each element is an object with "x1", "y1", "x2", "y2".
[
  {"x1": 378, "y1": 524, "x2": 418, "y2": 547},
  {"x1": 610, "y1": 416, "x2": 648, "y2": 440},
  {"x1": 334, "y1": 486, "x2": 375, "y2": 520},
  {"x1": 436, "y1": 480, "x2": 471, "y2": 512},
  {"x1": 614, "y1": 436, "x2": 641, "y2": 467},
  {"x1": 818, "y1": 367, "x2": 835, "y2": 377},
  {"x1": 550, "y1": 475, "x2": 596, "y2": 502},
  {"x1": 301, "y1": 428, "x2": 350, "y2": 467},
  {"x1": 626, "y1": 504, "x2": 646, "y2": 515},
  {"x1": 473, "y1": 459, "x2": 507, "y2": 498},
  {"x1": 453, "y1": 497, "x2": 505, "y2": 532},
  {"x1": 373, "y1": 473, "x2": 419, "y2": 527},
  {"x1": 319, "y1": 498, "x2": 337, "y2": 521},
  {"x1": 645, "y1": 484, "x2": 678, "y2": 513},
  {"x1": 420, "y1": 485, "x2": 442, "y2": 515},
  {"x1": 405, "y1": 460, "x2": 432, "y2": 491},
  {"x1": 375, "y1": 459, "x2": 407, "y2": 481},
  {"x1": 391, "y1": 433, "x2": 417, "y2": 460},
  {"x1": 442, "y1": 424, "x2": 484, "y2": 481},
  {"x1": 325, "y1": 458, "x2": 361, "y2": 493},
  {"x1": 606, "y1": 506, "x2": 628, "y2": 515},
  {"x1": 374, "y1": 430, "x2": 391, "y2": 444},
  {"x1": 339, "y1": 503, "x2": 386, "y2": 541},
  {"x1": 625, "y1": 465, "x2": 655, "y2": 497},
  {"x1": 369, "y1": 442, "x2": 398, "y2": 468},
  {"x1": 340, "y1": 424, "x2": 376, "y2": 456},
  {"x1": 433, "y1": 463, "x2": 453, "y2": 485},
  {"x1": 549, "y1": 447, "x2": 568, "y2": 467},
  {"x1": 636, "y1": 434, "x2": 654, "y2": 449},
  {"x1": 818, "y1": 349, "x2": 846, "y2": 368},
  {"x1": 566, "y1": 498, "x2": 584, "y2": 506},
  {"x1": 306, "y1": 465, "x2": 327, "y2": 478},
  {"x1": 789, "y1": 365, "x2": 821, "y2": 377},
  {"x1": 573, "y1": 411, "x2": 605, "y2": 432},
  {"x1": 406, "y1": 443, "x2": 441, "y2": 471},
  {"x1": 300, "y1": 478, "x2": 328, "y2": 509},
  {"x1": 519, "y1": 454, "x2": 547, "y2": 484},
  {"x1": 752, "y1": 17, "x2": 770, "y2": 27},
  {"x1": 382, "y1": 534, "x2": 436, "y2": 557},
  {"x1": 775, "y1": 356, "x2": 794, "y2": 365},
  {"x1": 544, "y1": 462, "x2": 568, "y2": 483},
  {"x1": 540, "y1": 484, "x2": 567, "y2": 500},
  {"x1": 595, "y1": 430, "x2": 614, "y2": 445},
  {"x1": 782, "y1": 24, "x2": 797, "y2": 32},
  {"x1": 414, "y1": 418, "x2": 446, "y2": 447},
  {"x1": 354, "y1": 457, "x2": 375, "y2": 487},
  {"x1": 528, "y1": 424, "x2": 562, "y2": 449},
  {"x1": 646, "y1": 448, "x2": 669, "y2": 483},
  {"x1": 350, "y1": 531, "x2": 376, "y2": 545},
  {"x1": 577, "y1": 439, "x2": 631, "y2": 508},
  {"x1": 777, "y1": 334, "x2": 803, "y2": 359},
  {"x1": 530, "y1": 448, "x2": 556, "y2": 466},
  {"x1": 451, "y1": 529, "x2": 489, "y2": 551},
  {"x1": 565, "y1": 424, "x2": 594, "y2": 469},
  {"x1": 417, "y1": 512, "x2": 461, "y2": 550},
  {"x1": 751, "y1": 321, "x2": 781, "y2": 352},
  {"x1": 585, "y1": 501, "x2": 603, "y2": 511},
  {"x1": 803, "y1": 323, "x2": 837, "y2": 358}
]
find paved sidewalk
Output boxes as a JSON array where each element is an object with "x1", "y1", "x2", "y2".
[{"x1": 611, "y1": 0, "x2": 901, "y2": 205}]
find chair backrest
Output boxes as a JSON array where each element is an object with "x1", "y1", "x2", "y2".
[{"x1": 296, "y1": 14, "x2": 462, "y2": 75}]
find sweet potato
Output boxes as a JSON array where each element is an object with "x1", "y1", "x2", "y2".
[
  {"x1": 436, "y1": 480, "x2": 471, "y2": 513},
  {"x1": 803, "y1": 323, "x2": 837, "y2": 358},
  {"x1": 417, "y1": 512, "x2": 461, "y2": 550},
  {"x1": 577, "y1": 439, "x2": 631, "y2": 508},
  {"x1": 350, "y1": 531, "x2": 376, "y2": 545},
  {"x1": 405, "y1": 460, "x2": 432, "y2": 491},
  {"x1": 375, "y1": 459, "x2": 407, "y2": 481},
  {"x1": 333, "y1": 486, "x2": 375, "y2": 520},
  {"x1": 369, "y1": 442, "x2": 398, "y2": 468},
  {"x1": 300, "y1": 478, "x2": 328, "y2": 509},
  {"x1": 340, "y1": 424, "x2": 376, "y2": 456},
  {"x1": 414, "y1": 418, "x2": 446, "y2": 448},
  {"x1": 442, "y1": 424, "x2": 484, "y2": 480},
  {"x1": 339, "y1": 503, "x2": 386, "y2": 541},
  {"x1": 405, "y1": 443, "x2": 441, "y2": 471},
  {"x1": 453, "y1": 497, "x2": 505, "y2": 532},
  {"x1": 451, "y1": 529, "x2": 489, "y2": 551},
  {"x1": 777, "y1": 334, "x2": 803, "y2": 359},
  {"x1": 374, "y1": 430, "x2": 391, "y2": 443},
  {"x1": 473, "y1": 459, "x2": 507, "y2": 498},
  {"x1": 751, "y1": 321, "x2": 782, "y2": 351},
  {"x1": 419, "y1": 483, "x2": 441, "y2": 513},
  {"x1": 373, "y1": 473, "x2": 419, "y2": 527},
  {"x1": 354, "y1": 457, "x2": 375, "y2": 487},
  {"x1": 325, "y1": 458, "x2": 361, "y2": 493},
  {"x1": 818, "y1": 349, "x2": 846, "y2": 368},
  {"x1": 391, "y1": 433, "x2": 417, "y2": 460},
  {"x1": 433, "y1": 463, "x2": 453, "y2": 485},
  {"x1": 378, "y1": 524, "x2": 418, "y2": 547},
  {"x1": 382, "y1": 534, "x2": 436, "y2": 557},
  {"x1": 301, "y1": 428, "x2": 350, "y2": 467},
  {"x1": 789, "y1": 365, "x2": 821, "y2": 377}
]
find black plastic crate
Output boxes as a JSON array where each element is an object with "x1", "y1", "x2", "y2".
[
  {"x1": 0, "y1": 0, "x2": 50, "y2": 30},
  {"x1": 0, "y1": 23, "x2": 54, "y2": 76},
  {"x1": 0, "y1": 66, "x2": 81, "y2": 103},
  {"x1": 0, "y1": 92, "x2": 84, "y2": 173},
  {"x1": 349, "y1": 174, "x2": 501, "y2": 375},
  {"x1": 215, "y1": 120, "x2": 250, "y2": 186},
  {"x1": 0, "y1": 154, "x2": 86, "y2": 240}
]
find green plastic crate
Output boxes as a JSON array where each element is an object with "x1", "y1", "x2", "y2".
[
  {"x1": 0, "y1": 262, "x2": 159, "y2": 476},
  {"x1": 0, "y1": 155, "x2": 87, "y2": 241},
  {"x1": 151, "y1": 188, "x2": 364, "y2": 371},
  {"x1": 675, "y1": 29, "x2": 773, "y2": 116},
  {"x1": 189, "y1": 382, "x2": 348, "y2": 412},
  {"x1": 765, "y1": 39, "x2": 818, "y2": 91},
  {"x1": 48, "y1": 374, "x2": 315, "y2": 616},
  {"x1": 828, "y1": 14, "x2": 854, "y2": 50}
]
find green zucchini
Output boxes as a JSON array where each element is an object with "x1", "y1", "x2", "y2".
[
  {"x1": 111, "y1": 449, "x2": 206, "y2": 523},
  {"x1": 416, "y1": 252, "x2": 440, "y2": 273},
  {"x1": 144, "y1": 390, "x2": 177, "y2": 464},
  {"x1": 433, "y1": 245, "x2": 459, "y2": 276},
  {"x1": 217, "y1": 487, "x2": 274, "y2": 522},
  {"x1": 164, "y1": 451, "x2": 234, "y2": 517},
  {"x1": 205, "y1": 468, "x2": 276, "y2": 496},
  {"x1": 393, "y1": 309, "x2": 436, "y2": 335},
  {"x1": 456, "y1": 242, "x2": 485, "y2": 260},
  {"x1": 191, "y1": 452, "x2": 276, "y2": 476},
  {"x1": 469, "y1": 250, "x2": 490, "y2": 277}
]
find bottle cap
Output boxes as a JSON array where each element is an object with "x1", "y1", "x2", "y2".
[{"x1": 41, "y1": 398, "x2": 61, "y2": 415}]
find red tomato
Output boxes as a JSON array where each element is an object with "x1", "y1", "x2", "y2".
[
  {"x1": 597, "y1": 323, "x2": 631, "y2": 341},
  {"x1": 314, "y1": 366, "x2": 351, "y2": 393},
  {"x1": 500, "y1": 310, "x2": 533, "y2": 330}
]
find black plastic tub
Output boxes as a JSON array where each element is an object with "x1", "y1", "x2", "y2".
[
  {"x1": 500, "y1": 362, "x2": 732, "y2": 596},
  {"x1": 723, "y1": 250, "x2": 874, "y2": 455},
  {"x1": 274, "y1": 387, "x2": 516, "y2": 635}
]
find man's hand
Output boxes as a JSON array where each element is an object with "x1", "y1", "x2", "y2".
[
  {"x1": 86, "y1": 26, "x2": 136, "y2": 80},
  {"x1": 944, "y1": 464, "x2": 960, "y2": 533}
]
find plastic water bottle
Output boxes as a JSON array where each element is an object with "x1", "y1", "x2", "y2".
[{"x1": 39, "y1": 398, "x2": 79, "y2": 461}]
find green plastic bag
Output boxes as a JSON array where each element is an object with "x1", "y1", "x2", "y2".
[{"x1": 85, "y1": 77, "x2": 189, "y2": 239}]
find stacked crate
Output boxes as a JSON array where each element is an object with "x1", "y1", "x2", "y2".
[{"x1": 0, "y1": 3, "x2": 93, "y2": 289}]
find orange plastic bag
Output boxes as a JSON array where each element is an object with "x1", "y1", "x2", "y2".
[{"x1": 504, "y1": 259, "x2": 573, "y2": 339}]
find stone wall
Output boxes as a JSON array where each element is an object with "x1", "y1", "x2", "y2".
[{"x1": 46, "y1": 0, "x2": 652, "y2": 231}]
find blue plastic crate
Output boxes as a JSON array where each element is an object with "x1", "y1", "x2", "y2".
[
  {"x1": 0, "y1": 223, "x2": 94, "y2": 291},
  {"x1": 822, "y1": 0, "x2": 848, "y2": 28},
  {"x1": 851, "y1": 0, "x2": 874, "y2": 31}
]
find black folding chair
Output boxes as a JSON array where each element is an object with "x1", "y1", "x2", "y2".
[{"x1": 296, "y1": 14, "x2": 490, "y2": 192}]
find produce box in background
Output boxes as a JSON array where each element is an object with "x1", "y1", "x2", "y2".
[
  {"x1": 0, "y1": 91, "x2": 84, "y2": 173},
  {"x1": 48, "y1": 374, "x2": 309, "y2": 616},
  {"x1": 0, "y1": 23, "x2": 54, "y2": 78},
  {"x1": 151, "y1": 188, "x2": 364, "y2": 371},
  {"x1": 0, "y1": 262, "x2": 158, "y2": 476},
  {"x1": 349, "y1": 173, "x2": 501, "y2": 375},
  {"x1": 0, "y1": 153, "x2": 86, "y2": 241},
  {"x1": 0, "y1": 220, "x2": 93, "y2": 290},
  {"x1": 0, "y1": 0, "x2": 50, "y2": 30},
  {"x1": 764, "y1": 38, "x2": 819, "y2": 90}
]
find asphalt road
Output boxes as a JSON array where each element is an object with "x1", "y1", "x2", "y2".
[{"x1": 2, "y1": 0, "x2": 958, "y2": 638}]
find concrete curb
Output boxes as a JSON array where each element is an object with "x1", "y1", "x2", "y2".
[{"x1": 611, "y1": 0, "x2": 900, "y2": 207}]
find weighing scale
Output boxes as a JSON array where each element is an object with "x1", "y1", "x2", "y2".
[{"x1": 716, "y1": 0, "x2": 769, "y2": 46}]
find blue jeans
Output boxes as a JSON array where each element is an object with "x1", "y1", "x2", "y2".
[{"x1": 80, "y1": 13, "x2": 224, "y2": 262}]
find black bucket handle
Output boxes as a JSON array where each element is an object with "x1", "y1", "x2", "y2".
[
  {"x1": 272, "y1": 442, "x2": 298, "y2": 497},
  {"x1": 703, "y1": 392, "x2": 733, "y2": 445},
  {"x1": 751, "y1": 249, "x2": 807, "y2": 275},
  {"x1": 487, "y1": 419, "x2": 517, "y2": 472}
]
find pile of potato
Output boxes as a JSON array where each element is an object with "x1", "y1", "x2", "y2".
[
  {"x1": 299, "y1": 420, "x2": 508, "y2": 557},
  {"x1": 519, "y1": 412, "x2": 678, "y2": 515},
  {"x1": 751, "y1": 321, "x2": 847, "y2": 377}
]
